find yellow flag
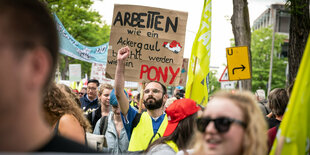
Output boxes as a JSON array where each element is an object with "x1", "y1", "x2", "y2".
[
  {"x1": 70, "y1": 81, "x2": 77, "y2": 90},
  {"x1": 270, "y1": 35, "x2": 310, "y2": 155},
  {"x1": 185, "y1": 0, "x2": 212, "y2": 106},
  {"x1": 78, "y1": 80, "x2": 83, "y2": 92}
]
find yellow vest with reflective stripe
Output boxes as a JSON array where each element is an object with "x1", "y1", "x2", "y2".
[
  {"x1": 128, "y1": 112, "x2": 168, "y2": 152},
  {"x1": 130, "y1": 101, "x2": 136, "y2": 107},
  {"x1": 166, "y1": 140, "x2": 179, "y2": 152}
]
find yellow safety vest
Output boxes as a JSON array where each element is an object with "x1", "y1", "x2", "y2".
[
  {"x1": 130, "y1": 101, "x2": 136, "y2": 107},
  {"x1": 128, "y1": 112, "x2": 168, "y2": 152},
  {"x1": 166, "y1": 140, "x2": 179, "y2": 153}
]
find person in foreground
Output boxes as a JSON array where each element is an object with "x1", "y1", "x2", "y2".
[
  {"x1": 193, "y1": 90, "x2": 268, "y2": 155},
  {"x1": 43, "y1": 83, "x2": 92, "y2": 145},
  {"x1": 145, "y1": 98, "x2": 200, "y2": 155},
  {"x1": 0, "y1": 0, "x2": 94, "y2": 152}
]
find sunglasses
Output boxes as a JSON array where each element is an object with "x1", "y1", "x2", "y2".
[{"x1": 196, "y1": 117, "x2": 246, "y2": 133}]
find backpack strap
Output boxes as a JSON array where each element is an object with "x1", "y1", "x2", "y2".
[
  {"x1": 260, "y1": 102, "x2": 269, "y2": 115},
  {"x1": 99, "y1": 116, "x2": 108, "y2": 135},
  {"x1": 53, "y1": 120, "x2": 60, "y2": 135},
  {"x1": 132, "y1": 113, "x2": 142, "y2": 129}
]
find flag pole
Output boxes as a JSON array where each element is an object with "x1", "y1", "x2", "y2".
[{"x1": 138, "y1": 82, "x2": 146, "y2": 113}]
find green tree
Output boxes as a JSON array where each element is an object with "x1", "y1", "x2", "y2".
[
  {"x1": 208, "y1": 71, "x2": 221, "y2": 96},
  {"x1": 45, "y1": 0, "x2": 110, "y2": 80},
  {"x1": 251, "y1": 28, "x2": 287, "y2": 93}
]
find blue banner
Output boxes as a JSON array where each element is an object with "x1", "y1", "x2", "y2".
[{"x1": 54, "y1": 14, "x2": 109, "y2": 64}]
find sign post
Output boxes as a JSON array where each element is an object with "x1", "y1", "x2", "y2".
[{"x1": 226, "y1": 46, "x2": 251, "y2": 81}]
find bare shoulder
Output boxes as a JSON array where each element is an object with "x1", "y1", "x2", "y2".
[
  {"x1": 59, "y1": 114, "x2": 80, "y2": 126},
  {"x1": 58, "y1": 114, "x2": 85, "y2": 144},
  {"x1": 60, "y1": 114, "x2": 77, "y2": 122}
]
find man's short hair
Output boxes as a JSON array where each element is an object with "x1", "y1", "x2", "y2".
[
  {"x1": 0, "y1": 0, "x2": 59, "y2": 90},
  {"x1": 99, "y1": 83, "x2": 113, "y2": 96},
  {"x1": 268, "y1": 88, "x2": 289, "y2": 116},
  {"x1": 87, "y1": 79, "x2": 100, "y2": 87},
  {"x1": 148, "y1": 81, "x2": 167, "y2": 95}
]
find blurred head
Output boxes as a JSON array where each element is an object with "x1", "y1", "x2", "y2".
[
  {"x1": 0, "y1": 0, "x2": 58, "y2": 118},
  {"x1": 86, "y1": 79, "x2": 99, "y2": 101},
  {"x1": 98, "y1": 83, "x2": 113, "y2": 106},
  {"x1": 79, "y1": 87, "x2": 87, "y2": 98},
  {"x1": 255, "y1": 89, "x2": 265, "y2": 102},
  {"x1": 57, "y1": 84, "x2": 82, "y2": 107},
  {"x1": 164, "y1": 97, "x2": 177, "y2": 110},
  {"x1": 110, "y1": 89, "x2": 128, "y2": 115},
  {"x1": 194, "y1": 90, "x2": 267, "y2": 155},
  {"x1": 143, "y1": 81, "x2": 167, "y2": 110},
  {"x1": 133, "y1": 93, "x2": 140, "y2": 103},
  {"x1": 268, "y1": 88, "x2": 289, "y2": 117},
  {"x1": 173, "y1": 86, "x2": 185, "y2": 99},
  {"x1": 72, "y1": 89, "x2": 79, "y2": 95}
]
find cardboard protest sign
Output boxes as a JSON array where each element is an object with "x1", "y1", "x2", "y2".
[
  {"x1": 69, "y1": 64, "x2": 81, "y2": 81},
  {"x1": 90, "y1": 63, "x2": 113, "y2": 85},
  {"x1": 106, "y1": 4, "x2": 188, "y2": 86}
]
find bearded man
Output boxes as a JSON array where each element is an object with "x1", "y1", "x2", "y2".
[{"x1": 114, "y1": 46, "x2": 168, "y2": 153}]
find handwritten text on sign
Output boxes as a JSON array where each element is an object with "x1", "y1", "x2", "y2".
[{"x1": 106, "y1": 4, "x2": 188, "y2": 86}]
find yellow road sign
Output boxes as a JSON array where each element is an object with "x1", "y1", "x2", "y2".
[{"x1": 226, "y1": 46, "x2": 251, "y2": 81}]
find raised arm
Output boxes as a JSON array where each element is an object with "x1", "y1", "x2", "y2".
[{"x1": 114, "y1": 46, "x2": 130, "y2": 115}]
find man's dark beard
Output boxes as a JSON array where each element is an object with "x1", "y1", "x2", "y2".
[{"x1": 143, "y1": 96, "x2": 163, "y2": 110}]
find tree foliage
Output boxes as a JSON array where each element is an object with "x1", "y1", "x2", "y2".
[
  {"x1": 208, "y1": 71, "x2": 221, "y2": 96},
  {"x1": 45, "y1": 0, "x2": 110, "y2": 80},
  {"x1": 251, "y1": 27, "x2": 287, "y2": 93}
]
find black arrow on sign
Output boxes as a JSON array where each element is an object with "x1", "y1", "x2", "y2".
[{"x1": 232, "y1": 65, "x2": 245, "y2": 74}]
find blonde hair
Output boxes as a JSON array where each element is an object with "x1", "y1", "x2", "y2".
[
  {"x1": 43, "y1": 82, "x2": 91, "y2": 132},
  {"x1": 192, "y1": 90, "x2": 268, "y2": 155},
  {"x1": 98, "y1": 83, "x2": 113, "y2": 96}
]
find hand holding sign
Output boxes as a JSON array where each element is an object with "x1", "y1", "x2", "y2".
[{"x1": 117, "y1": 46, "x2": 130, "y2": 62}]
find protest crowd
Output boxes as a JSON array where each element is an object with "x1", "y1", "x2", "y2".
[{"x1": 0, "y1": 0, "x2": 308, "y2": 155}]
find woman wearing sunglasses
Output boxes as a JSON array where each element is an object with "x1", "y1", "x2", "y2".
[{"x1": 194, "y1": 91, "x2": 268, "y2": 155}]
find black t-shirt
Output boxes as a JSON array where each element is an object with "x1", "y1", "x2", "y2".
[{"x1": 36, "y1": 135, "x2": 96, "y2": 153}]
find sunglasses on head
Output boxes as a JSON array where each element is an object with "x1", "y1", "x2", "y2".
[{"x1": 196, "y1": 117, "x2": 246, "y2": 133}]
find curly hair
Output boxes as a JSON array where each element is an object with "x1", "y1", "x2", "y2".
[
  {"x1": 57, "y1": 83, "x2": 82, "y2": 107},
  {"x1": 193, "y1": 90, "x2": 268, "y2": 155},
  {"x1": 43, "y1": 82, "x2": 91, "y2": 132}
]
